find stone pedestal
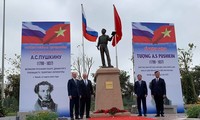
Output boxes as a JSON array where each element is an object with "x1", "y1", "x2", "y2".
[
  {"x1": 164, "y1": 105, "x2": 177, "y2": 114},
  {"x1": 95, "y1": 68, "x2": 123, "y2": 111}
]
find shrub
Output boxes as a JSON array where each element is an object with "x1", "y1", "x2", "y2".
[
  {"x1": 3, "y1": 97, "x2": 19, "y2": 113},
  {"x1": 26, "y1": 111, "x2": 58, "y2": 120},
  {"x1": 0, "y1": 100, "x2": 8, "y2": 117},
  {"x1": 186, "y1": 105, "x2": 200, "y2": 118}
]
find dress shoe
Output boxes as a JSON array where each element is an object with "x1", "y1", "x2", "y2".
[
  {"x1": 155, "y1": 114, "x2": 160, "y2": 117},
  {"x1": 108, "y1": 65, "x2": 114, "y2": 68},
  {"x1": 75, "y1": 117, "x2": 80, "y2": 119},
  {"x1": 86, "y1": 116, "x2": 91, "y2": 118},
  {"x1": 71, "y1": 118, "x2": 74, "y2": 120},
  {"x1": 144, "y1": 114, "x2": 147, "y2": 117},
  {"x1": 138, "y1": 114, "x2": 142, "y2": 116},
  {"x1": 161, "y1": 114, "x2": 165, "y2": 117}
]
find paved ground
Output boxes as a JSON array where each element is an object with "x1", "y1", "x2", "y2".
[
  {"x1": 0, "y1": 114, "x2": 199, "y2": 120},
  {"x1": 141, "y1": 114, "x2": 197, "y2": 120}
]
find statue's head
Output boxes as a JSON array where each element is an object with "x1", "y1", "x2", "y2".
[{"x1": 101, "y1": 28, "x2": 106, "y2": 34}]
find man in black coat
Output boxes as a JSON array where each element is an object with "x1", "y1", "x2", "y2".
[
  {"x1": 79, "y1": 73, "x2": 94, "y2": 119},
  {"x1": 150, "y1": 71, "x2": 166, "y2": 117},
  {"x1": 134, "y1": 74, "x2": 148, "y2": 117},
  {"x1": 97, "y1": 28, "x2": 115, "y2": 67},
  {"x1": 68, "y1": 72, "x2": 80, "y2": 120}
]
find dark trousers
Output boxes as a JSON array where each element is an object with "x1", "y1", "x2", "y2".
[
  {"x1": 80, "y1": 97, "x2": 91, "y2": 118},
  {"x1": 70, "y1": 97, "x2": 80, "y2": 118},
  {"x1": 100, "y1": 45, "x2": 111, "y2": 66},
  {"x1": 137, "y1": 96, "x2": 147, "y2": 115},
  {"x1": 154, "y1": 95, "x2": 164, "y2": 115}
]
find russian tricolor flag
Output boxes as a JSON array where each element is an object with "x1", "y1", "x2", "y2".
[{"x1": 81, "y1": 4, "x2": 98, "y2": 42}]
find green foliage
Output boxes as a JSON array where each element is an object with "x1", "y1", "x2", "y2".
[
  {"x1": 3, "y1": 97, "x2": 19, "y2": 113},
  {"x1": 90, "y1": 96, "x2": 95, "y2": 111},
  {"x1": 5, "y1": 74, "x2": 20, "y2": 102},
  {"x1": 26, "y1": 111, "x2": 58, "y2": 120},
  {"x1": 178, "y1": 43, "x2": 195, "y2": 73},
  {"x1": 186, "y1": 105, "x2": 200, "y2": 118},
  {"x1": 119, "y1": 70, "x2": 134, "y2": 98},
  {"x1": 0, "y1": 100, "x2": 8, "y2": 117},
  {"x1": 3, "y1": 54, "x2": 21, "y2": 112},
  {"x1": 178, "y1": 43, "x2": 198, "y2": 104},
  {"x1": 191, "y1": 66, "x2": 200, "y2": 96},
  {"x1": 182, "y1": 73, "x2": 197, "y2": 104},
  {"x1": 123, "y1": 95, "x2": 136, "y2": 111}
]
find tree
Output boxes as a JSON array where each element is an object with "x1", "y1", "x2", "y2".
[
  {"x1": 119, "y1": 70, "x2": 135, "y2": 110},
  {"x1": 5, "y1": 54, "x2": 21, "y2": 75},
  {"x1": 119, "y1": 70, "x2": 134, "y2": 98},
  {"x1": 178, "y1": 43, "x2": 197, "y2": 104},
  {"x1": 4, "y1": 74, "x2": 20, "y2": 101},
  {"x1": 3, "y1": 54, "x2": 21, "y2": 112},
  {"x1": 191, "y1": 66, "x2": 200, "y2": 96},
  {"x1": 72, "y1": 56, "x2": 94, "y2": 79},
  {"x1": 178, "y1": 43, "x2": 195, "y2": 73}
]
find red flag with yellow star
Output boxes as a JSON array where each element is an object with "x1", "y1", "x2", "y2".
[
  {"x1": 43, "y1": 24, "x2": 70, "y2": 44},
  {"x1": 112, "y1": 5, "x2": 122, "y2": 46},
  {"x1": 152, "y1": 25, "x2": 175, "y2": 44},
  {"x1": 132, "y1": 23, "x2": 176, "y2": 44}
]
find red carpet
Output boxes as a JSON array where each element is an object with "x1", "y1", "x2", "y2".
[{"x1": 89, "y1": 116, "x2": 156, "y2": 120}]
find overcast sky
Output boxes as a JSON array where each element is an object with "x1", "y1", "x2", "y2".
[{"x1": 0, "y1": 0, "x2": 200, "y2": 82}]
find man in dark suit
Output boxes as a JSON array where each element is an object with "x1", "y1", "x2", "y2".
[
  {"x1": 79, "y1": 73, "x2": 94, "y2": 119},
  {"x1": 68, "y1": 72, "x2": 80, "y2": 120},
  {"x1": 150, "y1": 71, "x2": 166, "y2": 117},
  {"x1": 134, "y1": 74, "x2": 148, "y2": 117}
]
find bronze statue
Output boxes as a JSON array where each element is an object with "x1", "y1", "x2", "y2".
[{"x1": 97, "y1": 29, "x2": 115, "y2": 68}]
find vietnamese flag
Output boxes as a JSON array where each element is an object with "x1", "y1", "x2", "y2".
[
  {"x1": 43, "y1": 24, "x2": 70, "y2": 44},
  {"x1": 152, "y1": 25, "x2": 175, "y2": 44},
  {"x1": 112, "y1": 5, "x2": 122, "y2": 47}
]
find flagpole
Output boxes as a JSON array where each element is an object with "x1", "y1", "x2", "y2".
[
  {"x1": 81, "y1": 4, "x2": 86, "y2": 73},
  {"x1": 1, "y1": 0, "x2": 6, "y2": 103},
  {"x1": 82, "y1": 35, "x2": 86, "y2": 73},
  {"x1": 115, "y1": 35, "x2": 118, "y2": 68},
  {"x1": 113, "y1": 5, "x2": 118, "y2": 68}
]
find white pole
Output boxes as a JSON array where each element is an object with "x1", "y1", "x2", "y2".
[
  {"x1": 1, "y1": 0, "x2": 6, "y2": 102},
  {"x1": 82, "y1": 36, "x2": 86, "y2": 73},
  {"x1": 113, "y1": 5, "x2": 118, "y2": 68},
  {"x1": 81, "y1": 4, "x2": 86, "y2": 73},
  {"x1": 115, "y1": 36, "x2": 118, "y2": 68}
]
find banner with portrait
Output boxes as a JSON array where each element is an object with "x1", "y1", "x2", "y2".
[
  {"x1": 132, "y1": 22, "x2": 184, "y2": 113},
  {"x1": 19, "y1": 22, "x2": 71, "y2": 117}
]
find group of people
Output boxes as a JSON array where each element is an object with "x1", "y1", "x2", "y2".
[
  {"x1": 134, "y1": 71, "x2": 166, "y2": 117},
  {"x1": 33, "y1": 72, "x2": 93, "y2": 119},
  {"x1": 67, "y1": 72, "x2": 94, "y2": 120},
  {"x1": 33, "y1": 70, "x2": 166, "y2": 119}
]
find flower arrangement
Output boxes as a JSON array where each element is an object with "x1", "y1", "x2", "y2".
[{"x1": 94, "y1": 107, "x2": 127, "y2": 116}]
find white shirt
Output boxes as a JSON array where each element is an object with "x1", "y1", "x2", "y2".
[{"x1": 84, "y1": 79, "x2": 88, "y2": 85}]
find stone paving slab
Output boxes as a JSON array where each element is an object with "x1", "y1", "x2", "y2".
[{"x1": 0, "y1": 116, "x2": 16, "y2": 120}]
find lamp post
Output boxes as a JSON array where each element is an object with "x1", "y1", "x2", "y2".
[{"x1": 1, "y1": 0, "x2": 6, "y2": 103}]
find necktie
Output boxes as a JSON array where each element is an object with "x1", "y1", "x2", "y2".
[
  {"x1": 85, "y1": 80, "x2": 87, "y2": 85},
  {"x1": 74, "y1": 79, "x2": 77, "y2": 85}
]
